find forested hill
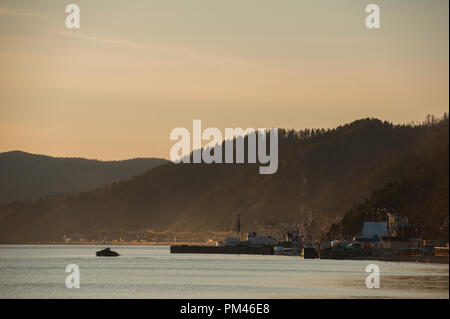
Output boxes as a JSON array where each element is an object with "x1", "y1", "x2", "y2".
[
  {"x1": 0, "y1": 151, "x2": 168, "y2": 203},
  {"x1": 330, "y1": 116, "x2": 449, "y2": 237},
  {"x1": 0, "y1": 115, "x2": 447, "y2": 243}
]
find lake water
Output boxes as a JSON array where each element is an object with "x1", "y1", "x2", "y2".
[{"x1": 0, "y1": 245, "x2": 448, "y2": 298}]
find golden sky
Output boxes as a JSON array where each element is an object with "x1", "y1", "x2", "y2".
[{"x1": 0, "y1": 0, "x2": 448, "y2": 160}]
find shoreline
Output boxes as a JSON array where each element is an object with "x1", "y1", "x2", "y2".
[
  {"x1": 0, "y1": 244, "x2": 448, "y2": 264},
  {"x1": 0, "y1": 241, "x2": 211, "y2": 246}
]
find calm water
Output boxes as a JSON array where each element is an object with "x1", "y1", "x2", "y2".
[{"x1": 0, "y1": 245, "x2": 448, "y2": 298}]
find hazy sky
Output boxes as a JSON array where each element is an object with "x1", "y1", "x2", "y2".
[{"x1": 0, "y1": 0, "x2": 448, "y2": 160}]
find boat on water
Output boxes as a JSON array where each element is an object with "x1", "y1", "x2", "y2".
[
  {"x1": 273, "y1": 239, "x2": 302, "y2": 256},
  {"x1": 96, "y1": 247, "x2": 119, "y2": 257}
]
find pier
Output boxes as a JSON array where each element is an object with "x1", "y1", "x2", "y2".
[{"x1": 170, "y1": 244, "x2": 274, "y2": 255}]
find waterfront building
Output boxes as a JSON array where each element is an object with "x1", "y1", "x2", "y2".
[
  {"x1": 246, "y1": 232, "x2": 276, "y2": 246},
  {"x1": 353, "y1": 235, "x2": 382, "y2": 249}
]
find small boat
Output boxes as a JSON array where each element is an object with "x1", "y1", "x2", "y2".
[{"x1": 96, "y1": 247, "x2": 119, "y2": 257}]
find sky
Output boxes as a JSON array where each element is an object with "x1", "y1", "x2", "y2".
[{"x1": 0, "y1": 0, "x2": 448, "y2": 160}]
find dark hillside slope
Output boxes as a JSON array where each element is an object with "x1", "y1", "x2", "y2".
[
  {"x1": 330, "y1": 118, "x2": 449, "y2": 237},
  {"x1": 0, "y1": 116, "x2": 447, "y2": 243},
  {"x1": 0, "y1": 151, "x2": 168, "y2": 203}
]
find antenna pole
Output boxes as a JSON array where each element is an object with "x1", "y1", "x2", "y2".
[{"x1": 236, "y1": 214, "x2": 241, "y2": 240}]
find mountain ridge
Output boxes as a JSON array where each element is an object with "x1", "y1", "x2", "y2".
[
  {"x1": 0, "y1": 115, "x2": 447, "y2": 243},
  {"x1": 0, "y1": 150, "x2": 168, "y2": 203}
]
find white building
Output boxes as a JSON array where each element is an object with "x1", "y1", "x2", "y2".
[
  {"x1": 362, "y1": 222, "x2": 387, "y2": 238},
  {"x1": 246, "y1": 232, "x2": 276, "y2": 246}
]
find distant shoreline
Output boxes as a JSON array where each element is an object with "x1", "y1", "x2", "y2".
[
  {"x1": 0, "y1": 241, "x2": 212, "y2": 246},
  {"x1": 0, "y1": 244, "x2": 448, "y2": 265}
]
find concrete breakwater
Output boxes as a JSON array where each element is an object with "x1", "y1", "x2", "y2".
[
  {"x1": 170, "y1": 244, "x2": 274, "y2": 255},
  {"x1": 170, "y1": 245, "x2": 448, "y2": 263}
]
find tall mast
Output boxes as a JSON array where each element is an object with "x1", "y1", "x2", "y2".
[
  {"x1": 236, "y1": 214, "x2": 241, "y2": 240},
  {"x1": 300, "y1": 176, "x2": 306, "y2": 219},
  {"x1": 300, "y1": 176, "x2": 308, "y2": 243}
]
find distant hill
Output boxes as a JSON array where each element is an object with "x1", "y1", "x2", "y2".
[
  {"x1": 0, "y1": 151, "x2": 168, "y2": 203},
  {"x1": 0, "y1": 115, "x2": 448, "y2": 243}
]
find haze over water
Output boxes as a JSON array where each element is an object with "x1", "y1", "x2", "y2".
[{"x1": 0, "y1": 245, "x2": 447, "y2": 298}]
